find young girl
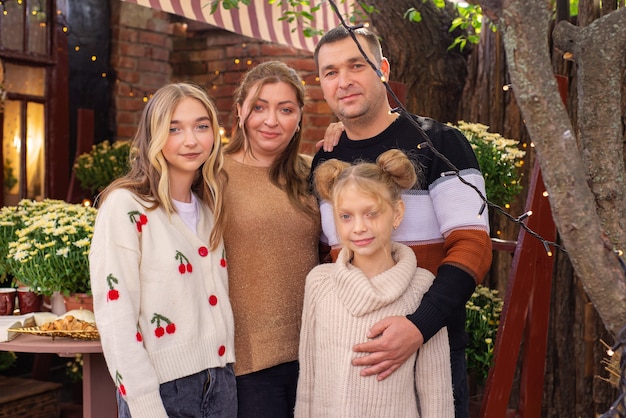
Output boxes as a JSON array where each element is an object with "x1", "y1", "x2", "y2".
[
  {"x1": 295, "y1": 149, "x2": 454, "y2": 418},
  {"x1": 89, "y1": 83, "x2": 236, "y2": 418}
]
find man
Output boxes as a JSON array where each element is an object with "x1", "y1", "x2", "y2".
[{"x1": 311, "y1": 25, "x2": 493, "y2": 417}]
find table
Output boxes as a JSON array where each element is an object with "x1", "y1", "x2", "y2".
[{"x1": 0, "y1": 334, "x2": 117, "y2": 418}]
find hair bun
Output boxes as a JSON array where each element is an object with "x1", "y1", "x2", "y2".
[{"x1": 376, "y1": 150, "x2": 417, "y2": 190}]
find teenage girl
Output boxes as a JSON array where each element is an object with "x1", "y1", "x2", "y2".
[{"x1": 90, "y1": 82, "x2": 236, "y2": 418}]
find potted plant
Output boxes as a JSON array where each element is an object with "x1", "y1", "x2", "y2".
[
  {"x1": 465, "y1": 284, "x2": 504, "y2": 392},
  {"x1": 73, "y1": 140, "x2": 132, "y2": 195},
  {"x1": 450, "y1": 121, "x2": 526, "y2": 207},
  {"x1": 0, "y1": 203, "x2": 31, "y2": 285},
  {"x1": 5, "y1": 199, "x2": 97, "y2": 306}
]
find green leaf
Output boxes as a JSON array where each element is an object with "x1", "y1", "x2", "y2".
[
  {"x1": 429, "y1": 0, "x2": 446, "y2": 9},
  {"x1": 403, "y1": 8, "x2": 422, "y2": 23}
]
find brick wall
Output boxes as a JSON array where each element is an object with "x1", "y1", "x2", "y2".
[
  {"x1": 110, "y1": 1, "x2": 173, "y2": 140},
  {"x1": 110, "y1": 2, "x2": 336, "y2": 156}
]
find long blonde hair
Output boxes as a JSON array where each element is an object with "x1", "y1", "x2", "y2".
[
  {"x1": 99, "y1": 82, "x2": 226, "y2": 250},
  {"x1": 225, "y1": 61, "x2": 317, "y2": 219}
]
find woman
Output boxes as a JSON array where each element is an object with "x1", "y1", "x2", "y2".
[{"x1": 223, "y1": 61, "x2": 321, "y2": 418}]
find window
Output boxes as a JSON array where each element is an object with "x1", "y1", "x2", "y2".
[
  {"x1": 0, "y1": 0, "x2": 50, "y2": 55},
  {"x1": 0, "y1": 0, "x2": 54, "y2": 204}
]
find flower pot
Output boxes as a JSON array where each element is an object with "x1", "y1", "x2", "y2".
[
  {"x1": 0, "y1": 288, "x2": 16, "y2": 315},
  {"x1": 16, "y1": 287, "x2": 43, "y2": 314},
  {"x1": 63, "y1": 293, "x2": 93, "y2": 312}
]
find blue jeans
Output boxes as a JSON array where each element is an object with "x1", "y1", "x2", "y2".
[
  {"x1": 451, "y1": 348, "x2": 469, "y2": 418},
  {"x1": 116, "y1": 364, "x2": 237, "y2": 418},
  {"x1": 236, "y1": 361, "x2": 298, "y2": 418}
]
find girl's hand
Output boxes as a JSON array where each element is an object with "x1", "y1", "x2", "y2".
[{"x1": 315, "y1": 122, "x2": 344, "y2": 152}]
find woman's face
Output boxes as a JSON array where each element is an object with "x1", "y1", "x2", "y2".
[{"x1": 239, "y1": 81, "x2": 302, "y2": 161}]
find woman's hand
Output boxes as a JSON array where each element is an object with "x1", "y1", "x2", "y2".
[{"x1": 315, "y1": 122, "x2": 344, "y2": 152}]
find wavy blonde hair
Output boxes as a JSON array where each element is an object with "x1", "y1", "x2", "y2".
[{"x1": 99, "y1": 82, "x2": 226, "y2": 250}]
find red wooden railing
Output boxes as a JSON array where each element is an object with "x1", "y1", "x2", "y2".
[
  {"x1": 479, "y1": 161, "x2": 557, "y2": 417},
  {"x1": 479, "y1": 75, "x2": 567, "y2": 417}
]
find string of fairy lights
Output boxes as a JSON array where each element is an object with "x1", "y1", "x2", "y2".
[
  {"x1": 325, "y1": 0, "x2": 565, "y2": 257},
  {"x1": 2, "y1": 0, "x2": 626, "y2": 410},
  {"x1": 1, "y1": 0, "x2": 622, "y2": 271},
  {"x1": 3, "y1": 2, "x2": 624, "y2": 270},
  {"x1": 0, "y1": 0, "x2": 258, "y2": 103},
  {"x1": 336, "y1": 1, "x2": 626, "y2": 414},
  {"x1": 326, "y1": 2, "x2": 626, "y2": 412}
]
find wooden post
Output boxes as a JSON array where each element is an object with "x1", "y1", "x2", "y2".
[{"x1": 65, "y1": 108, "x2": 94, "y2": 203}]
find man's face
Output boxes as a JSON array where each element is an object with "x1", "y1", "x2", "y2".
[{"x1": 317, "y1": 36, "x2": 389, "y2": 125}]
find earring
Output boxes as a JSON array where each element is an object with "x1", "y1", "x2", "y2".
[
  {"x1": 393, "y1": 224, "x2": 398, "y2": 230},
  {"x1": 296, "y1": 126, "x2": 300, "y2": 132}
]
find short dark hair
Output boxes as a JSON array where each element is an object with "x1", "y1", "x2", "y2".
[{"x1": 313, "y1": 26, "x2": 383, "y2": 71}]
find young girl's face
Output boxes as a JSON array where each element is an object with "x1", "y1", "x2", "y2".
[
  {"x1": 335, "y1": 182, "x2": 403, "y2": 263},
  {"x1": 239, "y1": 81, "x2": 302, "y2": 160},
  {"x1": 162, "y1": 97, "x2": 215, "y2": 178}
]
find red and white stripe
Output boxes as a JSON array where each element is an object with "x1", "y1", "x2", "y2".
[{"x1": 121, "y1": 0, "x2": 355, "y2": 52}]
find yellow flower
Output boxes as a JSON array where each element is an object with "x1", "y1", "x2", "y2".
[{"x1": 4, "y1": 199, "x2": 97, "y2": 296}]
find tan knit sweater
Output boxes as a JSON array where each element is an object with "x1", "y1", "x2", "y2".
[
  {"x1": 295, "y1": 243, "x2": 454, "y2": 418},
  {"x1": 223, "y1": 156, "x2": 321, "y2": 376}
]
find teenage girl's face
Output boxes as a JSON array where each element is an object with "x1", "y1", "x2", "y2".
[
  {"x1": 239, "y1": 81, "x2": 302, "y2": 162},
  {"x1": 335, "y1": 183, "x2": 403, "y2": 264},
  {"x1": 162, "y1": 97, "x2": 214, "y2": 179}
]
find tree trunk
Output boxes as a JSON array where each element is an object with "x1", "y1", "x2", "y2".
[
  {"x1": 367, "y1": 0, "x2": 469, "y2": 122},
  {"x1": 476, "y1": 0, "x2": 626, "y2": 416}
]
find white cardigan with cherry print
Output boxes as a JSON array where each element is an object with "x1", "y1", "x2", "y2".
[{"x1": 90, "y1": 188, "x2": 235, "y2": 418}]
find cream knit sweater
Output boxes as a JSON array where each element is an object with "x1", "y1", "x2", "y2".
[{"x1": 295, "y1": 243, "x2": 454, "y2": 418}]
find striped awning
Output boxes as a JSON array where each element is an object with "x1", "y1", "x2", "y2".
[{"x1": 121, "y1": 0, "x2": 356, "y2": 52}]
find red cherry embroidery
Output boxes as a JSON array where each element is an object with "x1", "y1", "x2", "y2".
[
  {"x1": 128, "y1": 211, "x2": 148, "y2": 233},
  {"x1": 115, "y1": 371, "x2": 126, "y2": 396},
  {"x1": 220, "y1": 249, "x2": 227, "y2": 268},
  {"x1": 106, "y1": 274, "x2": 120, "y2": 302},
  {"x1": 175, "y1": 251, "x2": 192, "y2": 275},
  {"x1": 218, "y1": 345, "x2": 226, "y2": 356},
  {"x1": 136, "y1": 331, "x2": 143, "y2": 342},
  {"x1": 151, "y1": 313, "x2": 176, "y2": 338}
]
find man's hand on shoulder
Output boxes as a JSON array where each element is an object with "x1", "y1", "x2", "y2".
[{"x1": 351, "y1": 316, "x2": 424, "y2": 381}]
